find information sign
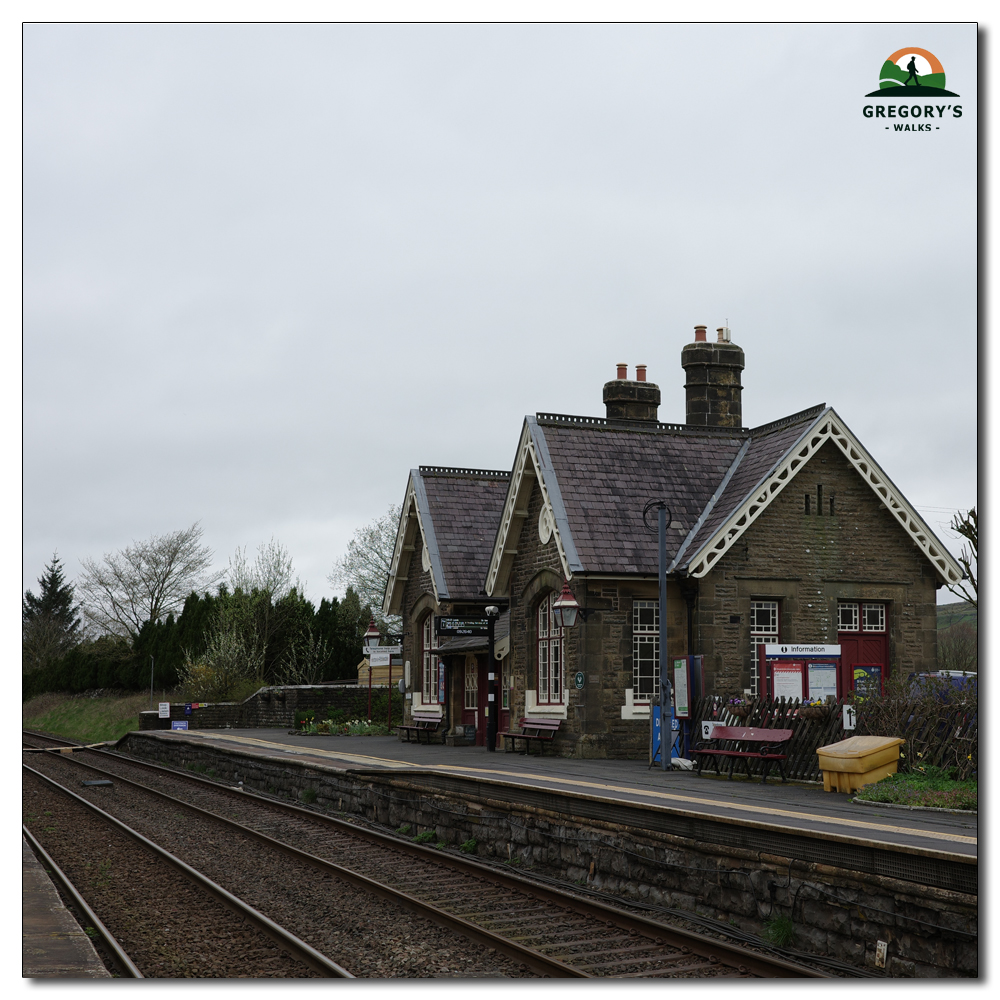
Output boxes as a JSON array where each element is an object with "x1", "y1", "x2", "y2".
[
  {"x1": 807, "y1": 663, "x2": 838, "y2": 703},
  {"x1": 369, "y1": 651, "x2": 391, "y2": 667},
  {"x1": 158, "y1": 702, "x2": 170, "y2": 719},
  {"x1": 673, "y1": 658, "x2": 689, "y2": 718},
  {"x1": 438, "y1": 663, "x2": 446, "y2": 703},
  {"x1": 772, "y1": 661, "x2": 805, "y2": 701},
  {"x1": 574, "y1": 671, "x2": 585, "y2": 690},
  {"x1": 765, "y1": 644, "x2": 840, "y2": 657},
  {"x1": 184, "y1": 703, "x2": 192, "y2": 716},
  {"x1": 364, "y1": 645, "x2": 401, "y2": 655},
  {"x1": 170, "y1": 720, "x2": 188, "y2": 730},
  {"x1": 435, "y1": 616, "x2": 490, "y2": 637}
]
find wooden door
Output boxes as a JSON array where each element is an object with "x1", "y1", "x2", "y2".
[{"x1": 461, "y1": 657, "x2": 479, "y2": 741}]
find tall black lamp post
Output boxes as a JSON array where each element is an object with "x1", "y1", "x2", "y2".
[
  {"x1": 363, "y1": 616, "x2": 380, "y2": 722},
  {"x1": 643, "y1": 499, "x2": 673, "y2": 772},
  {"x1": 485, "y1": 605, "x2": 500, "y2": 751}
]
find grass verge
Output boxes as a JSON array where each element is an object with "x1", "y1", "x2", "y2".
[
  {"x1": 854, "y1": 769, "x2": 977, "y2": 811},
  {"x1": 22, "y1": 691, "x2": 152, "y2": 744}
]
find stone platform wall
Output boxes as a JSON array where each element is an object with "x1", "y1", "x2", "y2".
[{"x1": 119, "y1": 732, "x2": 976, "y2": 978}]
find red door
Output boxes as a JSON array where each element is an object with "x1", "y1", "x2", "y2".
[
  {"x1": 838, "y1": 636, "x2": 889, "y2": 694},
  {"x1": 498, "y1": 656, "x2": 511, "y2": 738},
  {"x1": 461, "y1": 656, "x2": 490, "y2": 746}
]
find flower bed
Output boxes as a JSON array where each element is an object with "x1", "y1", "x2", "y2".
[{"x1": 853, "y1": 767, "x2": 977, "y2": 811}]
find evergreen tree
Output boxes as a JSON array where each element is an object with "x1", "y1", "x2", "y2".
[{"x1": 23, "y1": 553, "x2": 82, "y2": 671}]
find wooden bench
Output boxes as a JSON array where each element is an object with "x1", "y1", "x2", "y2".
[
  {"x1": 498, "y1": 717, "x2": 561, "y2": 754},
  {"x1": 692, "y1": 725, "x2": 794, "y2": 783},
  {"x1": 396, "y1": 711, "x2": 444, "y2": 744}
]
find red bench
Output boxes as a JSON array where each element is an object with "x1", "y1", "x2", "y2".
[
  {"x1": 499, "y1": 717, "x2": 561, "y2": 754},
  {"x1": 693, "y1": 725, "x2": 794, "y2": 783},
  {"x1": 396, "y1": 711, "x2": 444, "y2": 744}
]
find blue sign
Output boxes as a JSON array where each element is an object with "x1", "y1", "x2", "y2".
[
  {"x1": 171, "y1": 720, "x2": 189, "y2": 730},
  {"x1": 184, "y1": 703, "x2": 192, "y2": 716},
  {"x1": 652, "y1": 706, "x2": 681, "y2": 763}
]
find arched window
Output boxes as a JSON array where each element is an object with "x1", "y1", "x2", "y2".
[
  {"x1": 537, "y1": 592, "x2": 564, "y2": 705},
  {"x1": 421, "y1": 615, "x2": 441, "y2": 703}
]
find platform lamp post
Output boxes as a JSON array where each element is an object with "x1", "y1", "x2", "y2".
[
  {"x1": 363, "y1": 616, "x2": 380, "y2": 722},
  {"x1": 486, "y1": 606, "x2": 500, "y2": 751},
  {"x1": 642, "y1": 499, "x2": 673, "y2": 772}
]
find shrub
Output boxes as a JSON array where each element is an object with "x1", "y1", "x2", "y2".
[
  {"x1": 764, "y1": 916, "x2": 795, "y2": 947},
  {"x1": 412, "y1": 830, "x2": 435, "y2": 844}
]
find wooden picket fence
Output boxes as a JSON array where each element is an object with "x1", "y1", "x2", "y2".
[{"x1": 687, "y1": 690, "x2": 978, "y2": 783}]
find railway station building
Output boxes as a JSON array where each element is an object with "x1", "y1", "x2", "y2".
[{"x1": 385, "y1": 326, "x2": 964, "y2": 758}]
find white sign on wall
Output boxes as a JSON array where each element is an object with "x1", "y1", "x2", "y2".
[
  {"x1": 765, "y1": 644, "x2": 841, "y2": 656},
  {"x1": 843, "y1": 704, "x2": 857, "y2": 730},
  {"x1": 158, "y1": 702, "x2": 170, "y2": 719}
]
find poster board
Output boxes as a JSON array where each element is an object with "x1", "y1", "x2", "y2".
[
  {"x1": 807, "y1": 662, "x2": 838, "y2": 702},
  {"x1": 772, "y1": 661, "x2": 805, "y2": 701},
  {"x1": 673, "y1": 658, "x2": 689, "y2": 718}
]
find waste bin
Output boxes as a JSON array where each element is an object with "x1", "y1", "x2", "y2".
[{"x1": 816, "y1": 735, "x2": 905, "y2": 793}]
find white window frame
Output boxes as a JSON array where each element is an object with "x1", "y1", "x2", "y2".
[
  {"x1": 421, "y1": 615, "x2": 442, "y2": 704},
  {"x1": 464, "y1": 659, "x2": 478, "y2": 710},
  {"x1": 862, "y1": 603, "x2": 886, "y2": 633},
  {"x1": 750, "y1": 600, "x2": 780, "y2": 698},
  {"x1": 536, "y1": 592, "x2": 564, "y2": 705},
  {"x1": 837, "y1": 602, "x2": 859, "y2": 632},
  {"x1": 632, "y1": 600, "x2": 659, "y2": 704}
]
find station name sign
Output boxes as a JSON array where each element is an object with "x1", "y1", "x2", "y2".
[
  {"x1": 436, "y1": 616, "x2": 491, "y2": 637},
  {"x1": 764, "y1": 644, "x2": 841, "y2": 656}
]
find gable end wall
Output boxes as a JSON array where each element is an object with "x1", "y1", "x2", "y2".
[{"x1": 696, "y1": 441, "x2": 939, "y2": 693}]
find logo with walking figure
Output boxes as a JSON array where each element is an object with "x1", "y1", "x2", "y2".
[{"x1": 865, "y1": 47, "x2": 959, "y2": 96}]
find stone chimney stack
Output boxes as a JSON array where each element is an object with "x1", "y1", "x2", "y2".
[
  {"x1": 681, "y1": 325, "x2": 745, "y2": 428},
  {"x1": 603, "y1": 364, "x2": 660, "y2": 422}
]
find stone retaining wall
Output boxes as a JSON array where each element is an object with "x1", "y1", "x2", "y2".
[
  {"x1": 138, "y1": 684, "x2": 377, "y2": 730},
  {"x1": 119, "y1": 732, "x2": 976, "y2": 977}
]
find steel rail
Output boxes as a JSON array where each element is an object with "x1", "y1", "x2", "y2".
[
  {"x1": 22, "y1": 764, "x2": 354, "y2": 979},
  {"x1": 24, "y1": 733, "x2": 827, "y2": 978},
  {"x1": 25, "y1": 751, "x2": 587, "y2": 978},
  {"x1": 22, "y1": 824, "x2": 143, "y2": 978}
]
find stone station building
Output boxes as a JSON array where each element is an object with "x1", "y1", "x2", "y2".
[{"x1": 386, "y1": 326, "x2": 964, "y2": 758}]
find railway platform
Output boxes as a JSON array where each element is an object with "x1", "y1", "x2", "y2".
[
  {"x1": 22, "y1": 835, "x2": 111, "y2": 978},
  {"x1": 132, "y1": 728, "x2": 977, "y2": 864}
]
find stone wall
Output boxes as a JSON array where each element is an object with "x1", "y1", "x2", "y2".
[
  {"x1": 137, "y1": 684, "x2": 371, "y2": 730},
  {"x1": 504, "y1": 477, "x2": 691, "y2": 759},
  {"x1": 119, "y1": 732, "x2": 977, "y2": 978},
  {"x1": 697, "y1": 441, "x2": 941, "y2": 694}
]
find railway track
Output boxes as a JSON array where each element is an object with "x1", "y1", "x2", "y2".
[{"x1": 24, "y1": 731, "x2": 829, "y2": 978}]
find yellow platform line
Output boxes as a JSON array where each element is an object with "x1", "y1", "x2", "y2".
[{"x1": 177, "y1": 731, "x2": 977, "y2": 848}]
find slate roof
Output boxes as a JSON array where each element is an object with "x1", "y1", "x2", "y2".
[
  {"x1": 533, "y1": 418, "x2": 742, "y2": 575},
  {"x1": 417, "y1": 467, "x2": 511, "y2": 600},
  {"x1": 675, "y1": 408, "x2": 830, "y2": 566},
  {"x1": 528, "y1": 406, "x2": 827, "y2": 577}
]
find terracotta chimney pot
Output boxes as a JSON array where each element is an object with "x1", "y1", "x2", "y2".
[{"x1": 694, "y1": 325, "x2": 707, "y2": 342}]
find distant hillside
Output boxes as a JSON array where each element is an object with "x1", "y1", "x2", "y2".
[{"x1": 937, "y1": 600, "x2": 977, "y2": 631}]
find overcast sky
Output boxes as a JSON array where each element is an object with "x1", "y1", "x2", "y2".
[{"x1": 23, "y1": 22, "x2": 977, "y2": 609}]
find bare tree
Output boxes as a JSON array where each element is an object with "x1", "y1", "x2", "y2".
[
  {"x1": 228, "y1": 537, "x2": 297, "y2": 601},
  {"x1": 946, "y1": 507, "x2": 977, "y2": 610},
  {"x1": 328, "y1": 504, "x2": 402, "y2": 633},
  {"x1": 78, "y1": 522, "x2": 223, "y2": 638},
  {"x1": 938, "y1": 621, "x2": 978, "y2": 675},
  {"x1": 221, "y1": 537, "x2": 301, "y2": 669}
]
